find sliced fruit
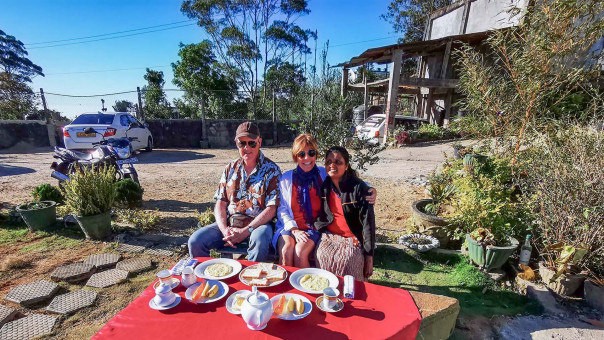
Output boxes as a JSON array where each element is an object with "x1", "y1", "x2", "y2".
[
  {"x1": 287, "y1": 297, "x2": 295, "y2": 313},
  {"x1": 207, "y1": 284, "x2": 219, "y2": 298},
  {"x1": 274, "y1": 294, "x2": 286, "y2": 314},
  {"x1": 201, "y1": 281, "x2": 212, "y2": 297},
  {"x1": 301, "y1": 274, "x2": 311, "y2": 283},
  {"x1": 295, "y1": 298, "x2": 304, "y2": 314},
  {"x1": 235, "y1": 295, "x2": 245, "y2": 306},
  {"x1": 192, "y1": 282, "x2": 206, "y2": 300}
]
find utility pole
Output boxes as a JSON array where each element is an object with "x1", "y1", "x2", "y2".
[
  {"x1": 137, "y1": 87, "x2": 145, "y2": 121},
  {"x1": 200, "y1": 92, "x2": 207, "y2": 142},
  {"x1": 40, "y1": 88, "x2": 49, "y2": 122}
]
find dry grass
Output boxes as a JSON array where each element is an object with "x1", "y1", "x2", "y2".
[{"x1": 0, "y1": 254, "x2": 31, "y2": 271}]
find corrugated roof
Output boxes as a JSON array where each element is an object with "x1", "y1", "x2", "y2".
[{"x1": 336, "y1": 31, "x2": 490, "y2": 68}]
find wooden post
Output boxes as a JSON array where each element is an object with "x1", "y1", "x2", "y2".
[
  {"x1": 341, "y1": 68, "x2": 349, "y2": 98},
  {"x1": 272, "y1": 90, "x2": 278, "y2": 145},
  {"x1": 363, "y1": 65, "x2": 368, "y2": 120},
  {"x1": 425, "y1": 88, "x2": 435, "y2": 124},
  {"x1": 136, "y1": 87, "x2": 144, "y2": 121},
  {"x1": 200, "y1": 92, "x2": 207, "y2": 141},
  {"x1": 40, "y1": 88, "x2": 49, "y2": 123},
  {"x1": 444, "y1": 89, "x2": 453, "y2": 127},
  {"x1": 383, "y1": 49, "x2": 403, "y2": 144},
  {"x1": 440, "y1": 40, "x2": 452, "y2": 79},
  {"x1": 459, "y1": 0, "x2": 471, "y2": 35}
]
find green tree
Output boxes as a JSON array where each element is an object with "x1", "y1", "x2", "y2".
[
  {"x1": 172, "y1": 41, "x2": 238, "y2": 118},
  {"x1": 381, "y1": 0, "x2": 452, "y2": 43},
  {"x1": 0, "y1": 29, "x2": 44, "y2": 120},
  {"x1": 113, "y1": 100, "x2": 135, "y2": 112},
  {"x1": 181, "y1": 0, "x2": 314, "y2": 117},
  {"x1": 142, "y1": 69, "x2": 172, "y2": 119}
]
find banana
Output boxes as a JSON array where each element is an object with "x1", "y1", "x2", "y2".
[
  {"x1": 300, "y1": 274, "x2": 311, "y2": 283},
  {"x1": 201, "y1": 282, "x2": 212, "y2": 297}
]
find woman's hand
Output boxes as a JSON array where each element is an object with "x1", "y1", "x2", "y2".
[
  {"x1": 366, "y1": 188, "x2": 377, "y2": 204},
  {"x1": 293, "y1": 229, "x2": 309, "y2": 243},
  {"x1": 364, "y1": 255, "x2": 373, "y2": 278}
]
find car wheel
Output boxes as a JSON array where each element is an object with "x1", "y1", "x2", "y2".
[{"x1": 145, "y1": 137, "x2": 153, "y2": 152}]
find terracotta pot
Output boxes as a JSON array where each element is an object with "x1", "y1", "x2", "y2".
[
  {"x1": 584, "y1": 280, "x2": 604, "y2": 312},
  {"x1": 538, "y1": 262, "x2": 586, "y2": 296},
  {"x1": 411, "y1": 199, "x2": 451, "y2": 247}
]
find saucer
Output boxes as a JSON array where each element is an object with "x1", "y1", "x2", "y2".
[
  {"x1": 315, "y1": 296, "x2": 344, "y2": 313},
  {"x1": 149, "y1": 294, "x2": 181, "y2": 310},
  {"x1": 153, "y1": 277, "x2": 180, "y2": 290}
]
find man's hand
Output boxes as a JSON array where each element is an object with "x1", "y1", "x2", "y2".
[
  {"x1": 222, "y1": 227, "x2": 250, "y2": 248},
  {"x1": 366, "y1": 188, "x2": 377, "y2": 205},
  {"x1": 364, "y1": 255, "x2": 373, "y2": 278},
  {"x1": 292, "y1": 229, "x2": 309, "y2": 243}
]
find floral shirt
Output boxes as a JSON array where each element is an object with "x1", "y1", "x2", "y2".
[{"x1": 214, "y1": 151, "x2": 282, "y2": 217}]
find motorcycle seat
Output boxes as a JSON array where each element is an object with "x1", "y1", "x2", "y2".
[{"x1": 54, "y1": 148, "x2": 93, "y2": 161}]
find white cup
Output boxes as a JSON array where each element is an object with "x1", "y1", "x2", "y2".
[{"x1": 322, "y1": 287, "x2": 340, "y2": 310}]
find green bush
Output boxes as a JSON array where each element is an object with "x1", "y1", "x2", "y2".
[
  {"x1": 114, "y1": 179, "x2": 144, "y2": 208},
  {"x1": 195, "y1": 207, "x2": 215, "y2": 226},
  {"x1": 62, "y1": 166, "x2": 116, "y2": 216},
  {"x1": 31, "y1": 184, "x2": 64, "y2": 204},
  {"x1": 114, "y1": 208, "x2": 159, "y2": 230}
]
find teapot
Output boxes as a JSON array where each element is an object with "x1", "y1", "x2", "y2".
[{"x1": 241, "y1": 286, "x2": 273, "y2": 330}]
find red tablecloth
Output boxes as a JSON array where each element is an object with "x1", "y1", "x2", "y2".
[{"x1": 93, "y1": 258, "x2": 421, "y2": 340}]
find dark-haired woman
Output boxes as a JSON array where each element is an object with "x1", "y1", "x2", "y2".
[{"x1": 314, "y1": 146, "x2": 376, "y2": 281}]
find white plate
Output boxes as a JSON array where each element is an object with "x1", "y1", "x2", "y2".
[
  {"x1": 270, "y1": 293, "x2": 312, "y2": 320},
  {"x1": 225, "y1": 290, "x2": 252, "y2": 315},
  {"x1": 315, "y1": 296, "x2": 344, "y2": 313},
  {"x1": 152, "y1": 277, "x2": 180, "y2": 290},
  {"x1": 185, "y1": 280, "x2": 229, "y2": 304},
  {"x1": 238, "y1": 263, "x2": 288, "y2": 288},
  {"x1": 149, "y1": 294, "x2": 181, "y2": 311},
  {"x1": 289, "y1": 268, "x2": 339, "y2": 294},
  {"x1": 194, "y1": 258, "x2": 242, "y2": 280}
]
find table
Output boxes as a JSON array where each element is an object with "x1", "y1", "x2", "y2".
[{"x1": 93, "y1": 258, "x2": 421, "y2": 340}]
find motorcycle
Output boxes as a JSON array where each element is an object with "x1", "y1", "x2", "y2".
[{"x1": 51, "y1": 123, "x2": 140, "y2": 184}]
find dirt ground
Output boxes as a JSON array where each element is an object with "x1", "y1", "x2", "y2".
[{"x1": 1, "y1": 142, "x2": 456, "y2": 237}]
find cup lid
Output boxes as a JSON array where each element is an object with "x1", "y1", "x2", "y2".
[{"x1": 247, "y1": 286, "x2": 268, "y2": 305}]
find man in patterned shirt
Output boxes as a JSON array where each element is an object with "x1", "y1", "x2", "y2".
[{"x1": 188, "y1": 122, "x2": 282, "y2": 261}]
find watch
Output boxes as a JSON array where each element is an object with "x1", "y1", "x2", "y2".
[{"x1": 248, "y1": 226, "x2": 254, "y2": 234}]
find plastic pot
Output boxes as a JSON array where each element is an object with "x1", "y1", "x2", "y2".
[
  {"x1": 466, "y1": 234, "x2": 519, "y2": 271},
  {"x1": 75, "y1": 211, "x2": 112, "y2": 240},
  {"x1": 17, "y1": 201, "x2": 57, "y2": 231},
  {"x1": 412, "y1": 199, "x2": 451, "y2": 247},
  {"x1": 538, "y1": 262, "x2": 586, "y2": 296}
]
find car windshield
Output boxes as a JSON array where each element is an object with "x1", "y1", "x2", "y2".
[
  {"x1": 72, "y1": 114, "x2": 115, "y2": 125},
  {"x1": 361, "y1": 117, "x2": 384, "y2": 128}
]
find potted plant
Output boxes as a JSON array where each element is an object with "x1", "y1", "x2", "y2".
[
  {"x1": 466, "y1": 227, "x2": 519, "y2": 271},
  {"x1": 411, "y1": 175, "x2": 455, "y2": 246},
  {"x1": 538, "y1": 242, "x2": 587, "y2": 296},
  {"x1": 452, "y1": 143, "x2": 472, "y2": 159},
  {"x1": 399, "y1": 234, "x2": 440, "y2": 252},
  {"x1": 63, "y1": 165, "x2": 116, "y2": 239},
  {"x1": 16, "y1": 201, "x2": 57, "y2": 231}
]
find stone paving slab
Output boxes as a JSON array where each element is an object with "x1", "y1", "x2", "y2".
[
  {"x1": 116, "y1": 241, "x2": 150, "y2": 253},
  {"x1": 0, "y1": 313, "x2": 58, "y2": 340},
  {"x1": 138, "y1": 233, "x2": 168, "y2": 243},
  {"x1": 4, "y1": 280, "x2": 59, "y2": 307},
  {"x1": 144, "y1": 247, "x2": 174, "y2": 257},
  {"x1": 0, "y1": 305, "x2": 17, "y2": 328},
  {"x1": 46, "y1": 289, "x2": 97, "y2": 315},
  {"x1": 86, "y1": 269, "x2": 129, "y2": 288},
  {"x1": 83, "y1": 253, "x2": 121, "y2": 269},
  {"x1": 115, "y1": 257, "x2": 153, "y2": 274},
  {"x1": 50, "y1": 262, "x2": 96, "y2": 283}
]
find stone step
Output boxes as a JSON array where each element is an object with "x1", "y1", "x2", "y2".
[
  {"x1": 4, "y1": 280, "x2": 60, "y2": 307},
  {"x1": 46, "y1": 289, "x2": 97, "y2": 315},
  {"x1": 0, "y1": 313, "x2": 58, "y2": 340}
]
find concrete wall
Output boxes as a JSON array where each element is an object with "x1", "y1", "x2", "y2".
[
  {"x1": 430, "y1": 0, "x2": 530, "y2": 40},
  {"x1": 147, "y1": 119, "x2": 299, "y2": 148},
  {"x1": 0, "y1": 120, "x2": 53, "y2": 150}
]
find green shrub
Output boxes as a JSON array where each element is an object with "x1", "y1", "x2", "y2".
[
  {"x1": 114, "y1": 208, "x2": 159, "y2": 230},
  {"x1": 63, "y1": 166, "x2": 116, "y2": 216},
  {"x1": 31, "y1": 184, "x2": 64, "y2": 204},
  {"x1": 114, "y1": 179, "x2": 144, "y2": 208},
  {"x1": 195, "y1": 207, "x2": 215, "y2": 226},
  {"x1": 413, "y1": 124, "x2": 458, "y2": 141}
]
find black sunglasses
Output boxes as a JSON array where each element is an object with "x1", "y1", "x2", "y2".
[
  {"x1": 325, "y1": 159, "x2": 345, "y2": 166},
  {"x1": 297, "y1": 150, "x2": 317, "y2": 158},
  {"x1": 237, "y1": 140, "x2": 258, "y2": 148}
]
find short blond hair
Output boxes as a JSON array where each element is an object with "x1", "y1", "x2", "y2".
[{"x1": 291, "y1": 133, "x2": 319, "y2": 162}]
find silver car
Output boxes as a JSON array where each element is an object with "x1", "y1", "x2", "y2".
[{"x1": 62, "y1": 112, "x2": 153, "y2": 151}]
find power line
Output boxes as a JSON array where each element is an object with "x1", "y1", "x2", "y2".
[
  {"x1": 26, "y1": 20, "x2": 196, "y2": 46},
  {"x1": 28, "y1": 23, "x2": 196, "y2": 49},
  {"x1": 331, "y1": 35, "x2": 399, "y2": 48},
  {"x1": 45, "y1": 65, "x2": 172, "y2": 75}
]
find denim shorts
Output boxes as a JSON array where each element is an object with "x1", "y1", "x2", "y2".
[{"x1": 281, "y1": 228, "x2": 321, "y2": 245}]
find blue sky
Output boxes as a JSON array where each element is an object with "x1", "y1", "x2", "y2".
[{"x1": 2, "y1": 0, "x2": 398, "y2": 118}]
